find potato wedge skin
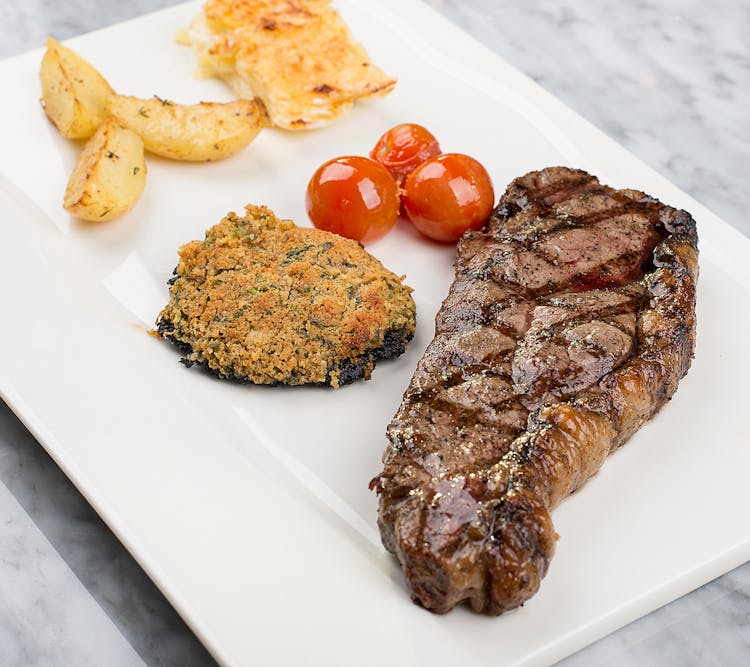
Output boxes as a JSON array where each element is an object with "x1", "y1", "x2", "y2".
[
  {"x1": 64, "y1": 117, "x2": 147, "y2": 222},
  {"x1": 40, "y1": 37, "x2": 115, "y2": 140},
  {"x1": 106, "y1": 94, "x2": 266, "y2": 161}
]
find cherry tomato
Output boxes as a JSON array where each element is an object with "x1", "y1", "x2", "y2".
[
  {"x1": 369, "y1": 123, "x2": 441, "y2": 185},
  {"x1": 305, "y1": 156, "x2": 400, "y2": 244},
  {"x1": 402, "y1": 153, "x2": 494, "y2": 242}
]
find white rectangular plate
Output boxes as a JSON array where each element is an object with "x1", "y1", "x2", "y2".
[{"x1": 1, "y1": 1, "x2": 749, "y2": 665}]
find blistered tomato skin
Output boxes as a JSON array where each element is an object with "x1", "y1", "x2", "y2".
[
  {"x1": 305, "y1": 156, "x2": 400, "y2": 244},
  {"x1": 402, "y1": 153, "x2": 495, "y2": 243},
  {"x1": 370, "y1": 123, "x2": 441, "y2": 185}
]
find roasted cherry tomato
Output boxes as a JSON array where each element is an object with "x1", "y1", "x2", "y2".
[
  {"x1": 369, "y1": 123, "x2": 441, "y2": 185},
  {"x1": 305, "y1": 156, "x2": 400, "y2": 244},
  {"x1": 402, "y1": 153, "x2": 494, "y2": 242}
]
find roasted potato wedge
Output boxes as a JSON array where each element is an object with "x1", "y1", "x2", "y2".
[
  {"x1": 40, "y1": 37, "x2": 115, "y2": 139},
  {"x1": 106, "y1": 94, "x2": 267, "y2": 161},
  {"x1": 64, "y1": 117, "x2": 147, "y2": 222}
]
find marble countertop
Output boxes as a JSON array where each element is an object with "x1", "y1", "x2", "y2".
[{"x1": 1, "y1": 1, "x2": 748, "y2": 665}]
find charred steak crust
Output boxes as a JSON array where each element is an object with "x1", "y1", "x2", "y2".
[{"x1": 371, "y1": 167, "x2": 698, "y2": 614}]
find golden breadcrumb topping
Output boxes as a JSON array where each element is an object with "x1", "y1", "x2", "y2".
[{"x1": 158, "y1": 204, "x2": 415, "y2": 387}]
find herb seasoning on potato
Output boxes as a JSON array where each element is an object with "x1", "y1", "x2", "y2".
[
  {"x1": 106, "y1": 94, "x2": 267, "y2": 162},
  {"x1": 39, "y1": 37, "x2": 114, "y2": 139},
  {"x1": 63, "y1": 117, "x2": 147, "y2": 222}
]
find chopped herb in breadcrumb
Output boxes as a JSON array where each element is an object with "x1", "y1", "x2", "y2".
[{"x1": 156, "y1": 204, "x2": 415, "y2": 387}]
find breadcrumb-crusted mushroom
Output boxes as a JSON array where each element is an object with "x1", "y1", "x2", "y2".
[{"x1": 156, "y1": 204, "x2": 416, "y2": 387}]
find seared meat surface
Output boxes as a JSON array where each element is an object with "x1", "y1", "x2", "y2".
[{"x1": 371, "y1": 167, "x2": 698, "y2": 614}]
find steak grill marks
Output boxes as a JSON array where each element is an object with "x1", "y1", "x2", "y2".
[{"x1": 372, "y1": 167, "x2": 698, "y2": 615}]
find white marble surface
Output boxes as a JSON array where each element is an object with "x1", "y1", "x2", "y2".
[{"x1": 1, "y1": 1, "x2": 749, "y2": 666}]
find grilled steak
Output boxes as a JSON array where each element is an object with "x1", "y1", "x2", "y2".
[{"x1": 371, "y1": 167, "x2": 698, "y2": 614}]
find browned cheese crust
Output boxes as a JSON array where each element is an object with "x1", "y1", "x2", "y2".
[
  {"x1": 371, "y1": 167, "x2": 698, "y2": 614},
  {"x1": 188, "y1": 0, "x2": 397, "y2": 129},
  {"x1": 157, "y1": 205, "x2": 415, "y2": 387}
]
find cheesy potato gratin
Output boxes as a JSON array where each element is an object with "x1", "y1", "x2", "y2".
[{"x1": 179, "y1": 0, "x2": 397, "y2": 129}]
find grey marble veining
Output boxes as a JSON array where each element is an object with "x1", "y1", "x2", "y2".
[
  {"x1": 0, "y1": 472, "x2": 146, "y2": 666},
  {"x1": 1, "y1": 1, "x2": 749, "y2": 666},
  {"x1": 0, "y1": 400, "x2": 216, "y2": 667},
  {"x1": 0, "y1": 0, "x2": 182, "y2": 56},
  {"x1": 560, "y1": 566, "x2": 750, "y2": 666},
  {"x1": 426, "y1": 0, "x2": 750, "y2": 239}
]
